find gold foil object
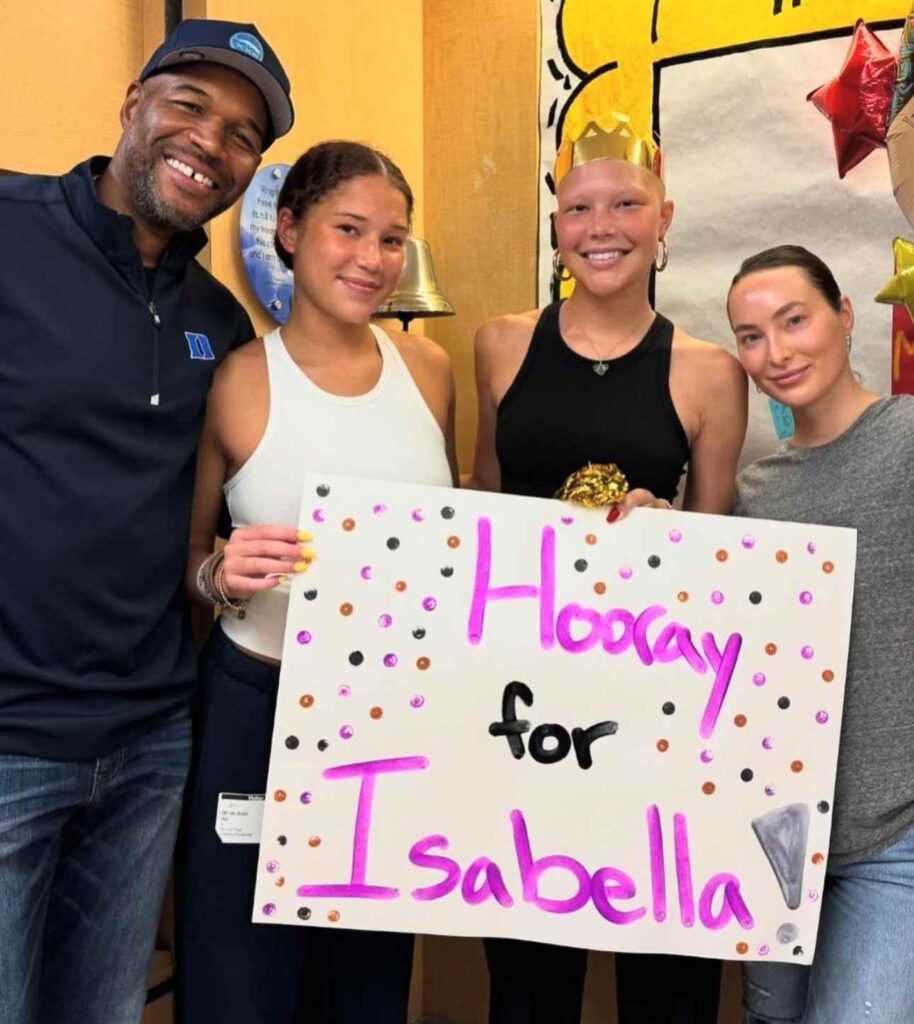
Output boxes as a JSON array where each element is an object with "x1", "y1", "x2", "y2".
[
  {"x1": 554, "y1": 463, "x2": 630, "y2": 507},
  {"x1": 553, "y1": 114, "x2": 664, "y2": 187},
  {"x1": 374, "y1": 236, "x2": 454, "y2": 318},
  {"x1": 875, "y1": 236, "x2": 914, "y2": 318}
]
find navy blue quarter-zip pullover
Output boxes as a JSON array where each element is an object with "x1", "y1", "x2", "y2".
[{"x1": 0, "y1": 157, "x2": 254, "y2": 759}]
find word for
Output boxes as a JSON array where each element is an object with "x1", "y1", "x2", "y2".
[
  {"x1": 467, "y1": 517, "x2": 742, "y2": 739},
  {"x1": 489, "y1": 680, "x2": 617, "y2": 769},
  {"x1": 297, "y1": 757, "x2": 754, "y2": 933}
]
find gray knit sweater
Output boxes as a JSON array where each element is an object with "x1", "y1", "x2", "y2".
[{"x1": 734, "y1": 396, "x2": 914, "y2": 864}]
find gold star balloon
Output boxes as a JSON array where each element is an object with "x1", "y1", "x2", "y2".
[{"x1": 875, "y1": 238, "x2": 914, "y2": 319}]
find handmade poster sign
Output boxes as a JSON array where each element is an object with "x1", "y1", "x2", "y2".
[{"x1": 254, "y1": 475, "x2": 856, "y2": 964}]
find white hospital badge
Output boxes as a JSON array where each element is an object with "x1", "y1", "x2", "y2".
[{"x1": 215, "y1": 792, "x2": 265, "y2": 844}]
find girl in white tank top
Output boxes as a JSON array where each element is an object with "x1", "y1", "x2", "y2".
[{"x1": 178, "y1": 142, "x2": 457, "y2": 1024}]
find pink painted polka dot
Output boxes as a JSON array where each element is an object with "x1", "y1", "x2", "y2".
[
  {"x1": 378, "y1": 614, "x2": 393, "y2": 628},
  {"x1": 266, "y1": 860, "x2": 279, "y2": 873},
  {"x1": 799, "y1": 591, "x2": 813, "y2": 605},
  {"x1": 422, "y1": 597, "x2": 437, "y2": 611},
  {"x1": 711, "y1": 591, "x2": 724, "y2": 605},
  {"x1": 373, "y1": 504, "x2": 387, "y2": 515},
  {"x1": 619, "y1": 566, "x2": 633, "y2": 580},
  {"x1": 296, "y1": 631, "x2": 312, "y2": 645},
  {"x1": 762, "y1": 737, "x2": 774, "y2": 750},
  {"x1": 700, "y1": 749, "x2": 714, "y2": 764},
  {"x1": 337, "y1": 685, "x2": 351, "y2": 698},
  {"x1": 741, "y1": 536, "x2": 756, "y2": 550},
  {"x1": 312, "y1": 508, "x2": 325, "y2": 523},
  {"x1": 383, "y1": 654, "x2": 398, "y2": 668},
  {"x1": 300, "y1": 791, "x2": 313, "y2": 804},
  {"x1": 668, "y1": 529, "x2": 682, "y2": 543},
  {"x1": 339, "y1": 725, "x2": 353, "y2": 739},
  {"x1": 410, "y1": 695, "x2": 425, "y2": 708},
  {"x1": 360, "y1": 565, "x2": 372, "y2": 579},
  {"x1": 411, "y1": 508, "x2": 425, "y2": 522},
  {"x1": 807, "y1": 541, "x2": 816, "y2": 554},
  {"x1": 801, "y1": 645, "x2": 815, "y2": 660},
  {"x1": 262, "y1": 903, "x2": 276, "y2": 916},
  {"x1": 753, "y1": 672, "x2": 766, "y2": 687},
  {"x1": 815, "y1": 710, "x2": 829, "y2": 724}
]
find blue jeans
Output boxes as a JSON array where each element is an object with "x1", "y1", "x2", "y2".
[
  {"x1": 0, "y1": 711, "x2": 191, "y2": 1024},
  {"x1": 743, "y1": 823, "x2": 914, "y2": 1023}
]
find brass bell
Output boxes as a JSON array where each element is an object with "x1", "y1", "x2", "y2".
[{"x1": 374, "y1": 236, "x2": 454, "y2": 331}]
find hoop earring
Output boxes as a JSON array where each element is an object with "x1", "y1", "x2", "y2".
[
  {"x1": 654, "y1": 237, "x2": 669, "y2": 273},
  {"x1": 552, "y1": 250, "x2": 572, "y2": 282},
  {"x1": 755, "y1": 383, "x2": 762, "y2": 394},
  {"x1": 845, "y1": 332, "x2": 853, "y2": 354}
]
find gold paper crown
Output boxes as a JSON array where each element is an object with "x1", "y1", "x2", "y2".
[{"x1": 553, "y1": 114, "x2": 664, "y2": 187}]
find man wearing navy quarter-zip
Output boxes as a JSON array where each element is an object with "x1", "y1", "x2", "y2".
[{"x1": 0, "y1": 20, "x2": 292, "y2": 1024}]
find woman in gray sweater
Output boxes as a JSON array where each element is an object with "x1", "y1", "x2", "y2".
[{"x1": 727, "y1": 245, "x2": 914, "y2": 1024}]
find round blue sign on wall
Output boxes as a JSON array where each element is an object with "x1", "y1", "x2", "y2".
[{"x1": 239, "y1": 164, "x2": 293, "y2": 324}]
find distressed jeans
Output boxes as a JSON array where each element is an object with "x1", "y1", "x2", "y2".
[
  {"x1": 743, "y1": 823, "x2": 914, "y2": 1023},
  {"x1": 0, "y1": 711, "x2": 191, "y2": 1024}
]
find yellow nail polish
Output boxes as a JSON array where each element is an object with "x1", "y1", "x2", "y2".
[
  {"x1": 300, "y1": 547, "x2": 316, "y2": 559},
  {"x1": 277, "y1": 575, "x2": 289, "y2": 584},
  {"x1": 294, "y1": 561, "x2": 311, "y2": 572},
  {"x1": 297, "y1": 530, "x2": 313, "y2": 542}
]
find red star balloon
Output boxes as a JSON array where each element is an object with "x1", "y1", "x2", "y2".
[{"x1": 807, "y1": 19, "x2": 898, "y2": 178}]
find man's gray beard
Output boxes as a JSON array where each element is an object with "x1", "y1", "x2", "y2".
[{"x1": 129, "y1": 155, "x2": 230, "y2": 234}]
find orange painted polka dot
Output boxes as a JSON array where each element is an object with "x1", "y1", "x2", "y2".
[
  {"x1": 776, "y1": 550, "x2": 789, "y2": 563},
  {"x1": 734, "y1": 714, "x2": 747, "y2": 727},
  {"x1": 585, "y1": 534, "x2": 597, "y2": 545},
  {"x1": 275, "y1": 876, "x2": 286, "y2": 887},
  {"x1": 308, "y1": 836, "x2": 322, "y2": 848},
  {"x1": 447, "y1": 536, "x2": 460, "y2": 549},
  {"x1": 299, "y1": 694, "x2": 314, "y2": 709},
  {"x1": 715, "y1": 549, "x2": 728, "y2": 562},
  {"x1": 822, "y1": 561, "x2": 834, "y2": 574},
  {"x1": 736, "y1": 942, "x2": 749, "y2": 955},
  {"x1": 417, "y1": 657, "x2": 430, "y2": 670},
  {"x1": 791, "y1": 760, "x2": 804, "y2": 773},
  {"x1": 702, "y1": 781, "x2": 716, "y2": 795},
  {"x1": 370, "y1": 706, "x2": 383, "y2": 720},
  {"x1": 656, "y1": 739, "x2": 669, "y2": 752},
  {"x1": 274, "y1": 790, "x2": 287, "y2": 802},
  {"x1": 677, "y1": 591, "x2": 689, "y2": 602},
  {"x1": 765, "y1": 643, "x2": 778, "y2": 656},
  {"x1": 594, "y1": 581, "x2": 606, "y2": 595},
  {"x1": 395, "y1": 580, "x2": 407, "y2": 592},
  {"x1": 342, "y1": 518, "x2": 356, "y2": 531},
  {"x1": 811, "y1": 852, "x2": 824, "y2": 866},
  {"x1": 340, "y1": 602, "x2": 353, "y2": 616},
  {"x1": 822, "y1": 669, "x2": 835, "y2": 683},
  {"x1": 327, "y1": 910, "x2": 341, "y2": 923}
]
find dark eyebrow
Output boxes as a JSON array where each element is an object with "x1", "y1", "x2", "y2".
[
  {"x1": 169, "y1": 82, "x2": 265, "y2": 142},
  {"x1": 334, "y1": 211, "x2": 410, "y2": 234},
  {"x1": 732, "y1": 301, "x2": 806, "y2": 333}
]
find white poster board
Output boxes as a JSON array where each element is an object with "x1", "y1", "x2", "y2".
[{"x1": 254, "y1": 475, "x2": 856, "y2": 964}]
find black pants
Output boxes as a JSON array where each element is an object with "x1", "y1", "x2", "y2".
[
  {"x1": 485, "y1": 939, "x2": 721, "y2": 1024},
  {"x1": 175, "y1": 623, "x2": 414, "y2": 1024}
]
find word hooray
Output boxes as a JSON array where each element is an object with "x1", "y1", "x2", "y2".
[{"x1": 254, "y1": 475, "x2": 856, "y2": 964}]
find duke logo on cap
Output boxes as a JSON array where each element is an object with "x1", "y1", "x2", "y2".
[{"x1": 140, "y1": 19, "x2": 293, "y2": 148}]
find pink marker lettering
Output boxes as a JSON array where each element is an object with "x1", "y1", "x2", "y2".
[
  {"x1": 297, "y1": 755, "x2": 428, "y2": 900},
  {"x1": 467, "y1": 517, "x2": 556, "y2": 649},
  {"x1": 555, "y1": 604, "x2": 602, "y2": 653},
  {"x1": 646, "y1": 804, "x2": 666, "y2": 922},
  {"x1": 699, "y1": 632, "x2": 743, "y2": 739},
  {"x1": 673, "y1": 812, "x2": 695, "y2": 927},
  {"x1": 698, "y1": 873, "x2": 755, "y2": 931},
  {"x1": 461, "y1": 856, "x2": 515, "y2": 907},
  {"x1": 591, "y1": 867, "x2": 646, "y2": 924},
  {"x1": 632, "y1": 605, "x2": 667, "y2": 666},
  {"x1": 409, "y1": 834, "x2": 460, "y2": 901},
  {"x1": 511, "y1": 809, "x2": 591, "y2": 913}
]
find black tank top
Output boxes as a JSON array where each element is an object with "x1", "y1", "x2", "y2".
[{"x1": 496, "y1": 302, "x2": 689, "y2": 501}]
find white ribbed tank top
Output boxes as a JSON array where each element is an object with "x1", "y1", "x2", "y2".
[{"x1": 220, "y1": 324, "x2": 452, "y2": 658}]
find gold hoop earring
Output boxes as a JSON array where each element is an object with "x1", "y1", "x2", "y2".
[
  {"x1": 654, "y1": 237, "x2": 669, "y2": 273},
  {"x1": 552, "y1": 250, "x2": 572, "y2": 282}
]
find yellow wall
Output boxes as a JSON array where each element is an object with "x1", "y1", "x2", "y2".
[
  {"x1": 0, "y1": 0, "x2": 164, "y2": 173},
  {"x1": 200, "y1": 0, "x2": 425, "y2": 339}
]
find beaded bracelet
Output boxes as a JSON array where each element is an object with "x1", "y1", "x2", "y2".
[{"x1": 213, "y1": 556, "x2": 251, "y2": 617}]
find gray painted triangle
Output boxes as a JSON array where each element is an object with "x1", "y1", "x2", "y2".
[{"x1": 751, "y1": 803, "x2": 809, "y2": 910}]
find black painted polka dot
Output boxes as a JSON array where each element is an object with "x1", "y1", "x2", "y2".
[
  {"x1": 817, "y1": 800, "x2": 830, "y2": 814},
  {"x1": 662, "y1": 701, "x2": 675, "y2": 715},
  {"x1": 441, "y1": 506, "x2": 455, "y2": 519},
  {"x1": 349, "y1": 651, "x2": 364, "y2": 666},
  {"x1": 285, "y1": 736, "x2": 300, "y2": 750},
  {"x1": 740, "y1": 768, "x2": 754, "y2": 782},
  {"x1": 441, "y1": 566, "x2": 454, "y2": 578},
  {"x1": 412, "y1": 628, "x2": 426, "y2": 639},
  {"x1": 304, "y1": 588, "x2": 318, "y2": 601},
  {"x1": 793, "y1": 946, "x2": 804, "y2": 957},
  {"x1": 317, "y1": 739, "x2": 328, "y2": 752},
  {"x1": 777, "y1": 696, "x2": 791, "y2": 710},
  {"x1": 386, "y1": 537, "x2": 400, "y2": 550},
  {"x1": 298, "y1": 907, "x2": 312, "y2": 921},
  {"x1": 277, "y1": 835, "x2": 288, "y2": 846},
  {"x1": 316, "y1": 484, "x2": 330, "y2": 497},
  {"x1": 574, "y1": 559, "x2": 588, "y2": 572},
  {"x1": 749, "y1": 591, "x2": 762, "y2": 605},
  {"x1": 648, "y1": 554, "x2": 661, "y2": 569}
]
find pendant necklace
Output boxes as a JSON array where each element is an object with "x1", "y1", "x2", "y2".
[{"x1": 568, "y1": 310, "x2": 656, "y2": 377}]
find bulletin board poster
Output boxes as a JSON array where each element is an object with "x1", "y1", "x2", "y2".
[
  {"x1": 538, "y1": 0, "x2": 912, "y2": 462},
  {"x1": 253, "y1": 475, "x2": 856, "y2": 964}
]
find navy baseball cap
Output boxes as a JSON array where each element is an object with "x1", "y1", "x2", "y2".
[{"x1": 140, "y1": 19, "x2": 293, "y2": 148}]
